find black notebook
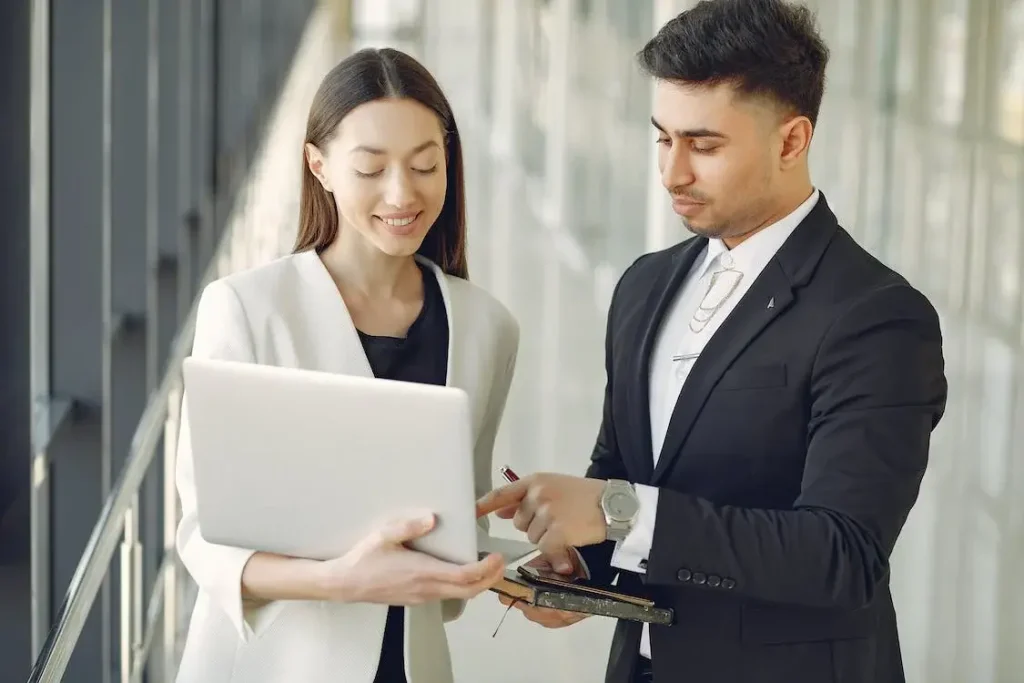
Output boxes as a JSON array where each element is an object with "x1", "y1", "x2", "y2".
[{"x1": 489, "y1": 565, "x2": 674, "y2": 626}]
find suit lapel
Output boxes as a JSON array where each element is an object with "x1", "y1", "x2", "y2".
[
  {"x1": 651, "y1": 261, "x2": 793, "y2": 484},
  {"x1": 418, "y1": 259, "x2": 491, "y2": 440},
  {"x1": 650, "y1": 194, "x2": 840, "y2": 485},
  {"x1": 631, "y1": 238, "x2": 707, "y2": 484}
]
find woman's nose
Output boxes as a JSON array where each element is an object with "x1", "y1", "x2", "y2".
[{"x1": 382, "y1": 170, "x2": 416, "y2": 208}]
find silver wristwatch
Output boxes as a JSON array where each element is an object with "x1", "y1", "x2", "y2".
[{"x1": 600, "y1": 479, "x2": 640, "y2": 542}]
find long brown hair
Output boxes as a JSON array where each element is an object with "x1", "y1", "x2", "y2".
[{"x1": 294, "y1": 48, "x2": 469, "y2": 279}]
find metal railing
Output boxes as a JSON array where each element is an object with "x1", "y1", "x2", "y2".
[
  {"x1": 27, "y1": 265, "x2": 206, "y2": 683},
  {"x1": 23, "y1": 0, "x2": 344, "y2": 679}
]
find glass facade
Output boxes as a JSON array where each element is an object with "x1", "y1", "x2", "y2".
[
  {"x1": 6, "y1": 0, "x2": 1023, "y2": 680},
  {"x1": 423, "y1": 1, "x2": 1024, "y2": 681}
]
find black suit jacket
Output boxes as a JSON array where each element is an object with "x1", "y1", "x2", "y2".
[{"x1": 578, "y1": 195, "x2": 947, "y2": 683}]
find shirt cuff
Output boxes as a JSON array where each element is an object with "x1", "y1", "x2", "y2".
[
  {"x1": 571, "y1": 547, "x2": 592, "y2": 580},
  {"x1": 609, "y1": 484, "x2": 658, "y2": 575}
]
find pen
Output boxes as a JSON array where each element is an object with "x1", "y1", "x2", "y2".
[{"x1": 499, "y1": 465, "x2": 519, "y2": 483}]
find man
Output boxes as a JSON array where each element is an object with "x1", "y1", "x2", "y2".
[{"x1": 476, "y1": 1, "x2": 947, "y2": 682}]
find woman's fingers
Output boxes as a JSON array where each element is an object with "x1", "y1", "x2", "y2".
[
  {"x1": 408, "y1": 549, "x2": 505, "y2": 587},
  {"x1": 374, "y1": 512, "x2": 436, "y2": 545}
]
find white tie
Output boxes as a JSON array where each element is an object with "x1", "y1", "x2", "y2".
[{"x1": 688, "y1": 257, "x2": 743, "y2": 333}]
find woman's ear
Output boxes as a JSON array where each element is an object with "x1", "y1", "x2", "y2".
[{"x1": 305, "y1": 142, "x2": 332, "y2": 192}]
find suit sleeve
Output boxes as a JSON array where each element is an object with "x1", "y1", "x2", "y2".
[
  {"x1": 175, "y1": 279, "x2": 278, "y2": 640},
  {"x1": 643, "y1": 284, "x2": 947, "y2": 609},
  {"x1": 577, "y1": 273, "x2": 633, "y2": 585}
]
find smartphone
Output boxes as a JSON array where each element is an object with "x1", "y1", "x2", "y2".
[
  {"x1": 516, "y1": 564, "x2": 584, "y2": 587},
  {"x1": 516, "y1": 564, "x2": 655, "y2": 607}
]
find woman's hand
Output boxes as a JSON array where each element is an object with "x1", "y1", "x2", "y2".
[{"x1": 320, "y1": 512, "x2": 506, "y2": 605}]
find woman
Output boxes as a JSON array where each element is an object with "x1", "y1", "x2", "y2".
[{"x1": 174, "y1": 48, "x2": 519, "y2": 683}]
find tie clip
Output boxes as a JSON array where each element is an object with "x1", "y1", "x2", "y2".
[{"x1": 672, "y1": 353, "x2": 699, "y2": 362}]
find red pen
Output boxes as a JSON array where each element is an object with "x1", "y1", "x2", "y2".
[{"x1": 499, "y1": 465, "x2": 519, "y2": 483}]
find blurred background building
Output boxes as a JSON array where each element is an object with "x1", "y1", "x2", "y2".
[{"x1": 1, "y1": 0, "x2": 1022, "y2": 681}]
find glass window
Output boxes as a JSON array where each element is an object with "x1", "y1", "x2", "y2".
[
  {"x1": 930, "y1": 0, "x2": 969, "y2": 126},
  {"x1": 981, "y1": 152, "x2": 1022, "y2": 329},
  {"x1": 996, "y1": 0, "x2": 1024, "y2": 143}
]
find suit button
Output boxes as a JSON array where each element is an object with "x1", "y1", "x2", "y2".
[
  {"x1": 707, "y1": 575, "x2": 721, "y2": 588},
  {"x1": 692, "y1": 572, "x2": 707, "y2": 585},
  {"x1": 722, "y1": 578, "x2": 736, "y2": 590},
  {"x1": 676, "y1": 568, "x2": 692, "y2": 582}
]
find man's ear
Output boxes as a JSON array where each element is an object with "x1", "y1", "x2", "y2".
[{"x1": 777, "y1": 116, "x2": 813, "y2": 168}]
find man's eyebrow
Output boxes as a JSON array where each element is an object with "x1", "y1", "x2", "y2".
[
  {"x1": 650, "y1": 117, "x2": 728, "y2": 139},
  {"x1": 349, "y1": 140, "x2": 441, "y2": 155}
]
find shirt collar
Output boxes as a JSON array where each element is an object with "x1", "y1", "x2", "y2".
[{"x1": 695, "y1": 189, "x2": 820, "y2": 279}]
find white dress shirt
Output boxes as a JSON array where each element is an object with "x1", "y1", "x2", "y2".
[{"x1": 611, "y1": 190, "x2": 820, "y2": 659}]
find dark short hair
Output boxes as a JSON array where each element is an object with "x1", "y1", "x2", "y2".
[
  {"x1": 295, "y1": 48, "x2": 468, "y2": 279},
  {"x1": 638, "y1": 0, "x2": 829, "y2": 125}
]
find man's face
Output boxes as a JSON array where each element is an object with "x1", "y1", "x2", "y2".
[{"x1": 652, "y1": 80, "x2": 781, "y2": 241}]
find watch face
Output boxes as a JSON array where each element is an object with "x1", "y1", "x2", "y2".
[{"x1": 607, "y1": 490, "x2": 639, "y2": 521}]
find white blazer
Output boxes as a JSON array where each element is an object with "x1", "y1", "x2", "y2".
[{"x1": 174, "y1": 249, "x2": 519, "y2": 683}]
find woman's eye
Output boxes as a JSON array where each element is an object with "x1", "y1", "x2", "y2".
[
  {"x1": 656, "y1": 137, "x2": 670, "y2": 146},
  {"x1": 413, "y1": 165, "x2": 438, "y2": 175},
  {"x1": 353, "y1": 169, "x2": 384, "y2": 178}
]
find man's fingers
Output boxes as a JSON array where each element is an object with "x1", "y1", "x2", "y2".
[
  {"x1": 496, "y1": 592, "x2": 589, "y2": 628},
  {"x1": 536, "y1": 531, "x2": 575, "y2": 574},
  {"x1": 513, "y1": 502, "x2": 537, "y2": 536},
  {"x1": 525, "y1": 508, "x2": 549, "y2": 545},
  {"x1": 494, "y1": 504, "x2": 519, "y2": 519},
  {"x1": 525, "y1": 555, "x2": 554, "y2": 571},
  {"x1": 541, "y1": 546, "x2": 575, "y2": 576},
  {"x1": 513, "y1": 603, "x2": 584, "y2": 628},
  {"x1": 476, "y1": 480, "x2": 529, "y2": 518}
]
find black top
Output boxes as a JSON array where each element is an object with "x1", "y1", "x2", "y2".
[{"x1": 360, "y1": 263, "x2": 449, "y2": 683}]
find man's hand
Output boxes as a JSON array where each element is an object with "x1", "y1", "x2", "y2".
[
  {"x1": 498, "y1": 555, "x2": 590, "y2": 629},
  {"x1": 476, "y1": 473, "x2": 606, "y2": 572}
]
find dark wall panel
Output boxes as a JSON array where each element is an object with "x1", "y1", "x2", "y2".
[
  {"x1": 0, "y1": 0, "x2": 34, "y2": 678},
  {"x1": 50, "y1": 0, "x2": 109, "y2": 678}
]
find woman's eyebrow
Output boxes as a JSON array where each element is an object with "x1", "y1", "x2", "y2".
[{"x1": 348, "y1": 140, "x2": 441, "y2": 155}]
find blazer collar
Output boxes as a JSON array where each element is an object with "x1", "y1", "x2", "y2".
[{"x1": 292, "y1": 249, "x2": 456, "y2": 386}]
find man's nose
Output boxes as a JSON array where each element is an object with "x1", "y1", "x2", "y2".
[{"x1": 661, "y1": 148, "x2": 695, "y2": 189}]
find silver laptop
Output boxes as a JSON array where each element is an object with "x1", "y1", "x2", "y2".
[{"x1": 182, "y1": 356, "x2": 489, "y2": 565}]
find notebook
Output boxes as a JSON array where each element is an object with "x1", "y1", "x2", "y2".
[{"x1": 489, "y1": 565, "x2": 674, "y2": 626}]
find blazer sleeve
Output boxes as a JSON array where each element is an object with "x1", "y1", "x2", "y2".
[
  {"x1": 577, "y1": 274, "x2": 632, "y2": 585},
  {"x1": 473, "y1": 315, "x2": 521, "y2": 513},
  {"x1": 175, "y1": 279, "x2": 275, "y2": 640},
  {"x1": 443, "y1": 312, "x2": 520, "y2": 623},
  {"x1": 643, "y1": 284, "x2": 947, "y2": 609}
]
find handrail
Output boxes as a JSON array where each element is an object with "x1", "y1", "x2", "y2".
[
  {"x1": 26, "y1": 253, "x2": 220, "y2": 683},
  {"x1": 25, "y1": 4, "x2": 335, "y2": 678}
]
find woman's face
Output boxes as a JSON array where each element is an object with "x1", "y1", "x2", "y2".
[{"x1": 306, "y1": 97, "x2": 448, "y2": 258}]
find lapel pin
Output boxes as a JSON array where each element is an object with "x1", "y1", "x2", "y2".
[{"x1": 767, "y1": 297, "x2": 775, "y2": 309}]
